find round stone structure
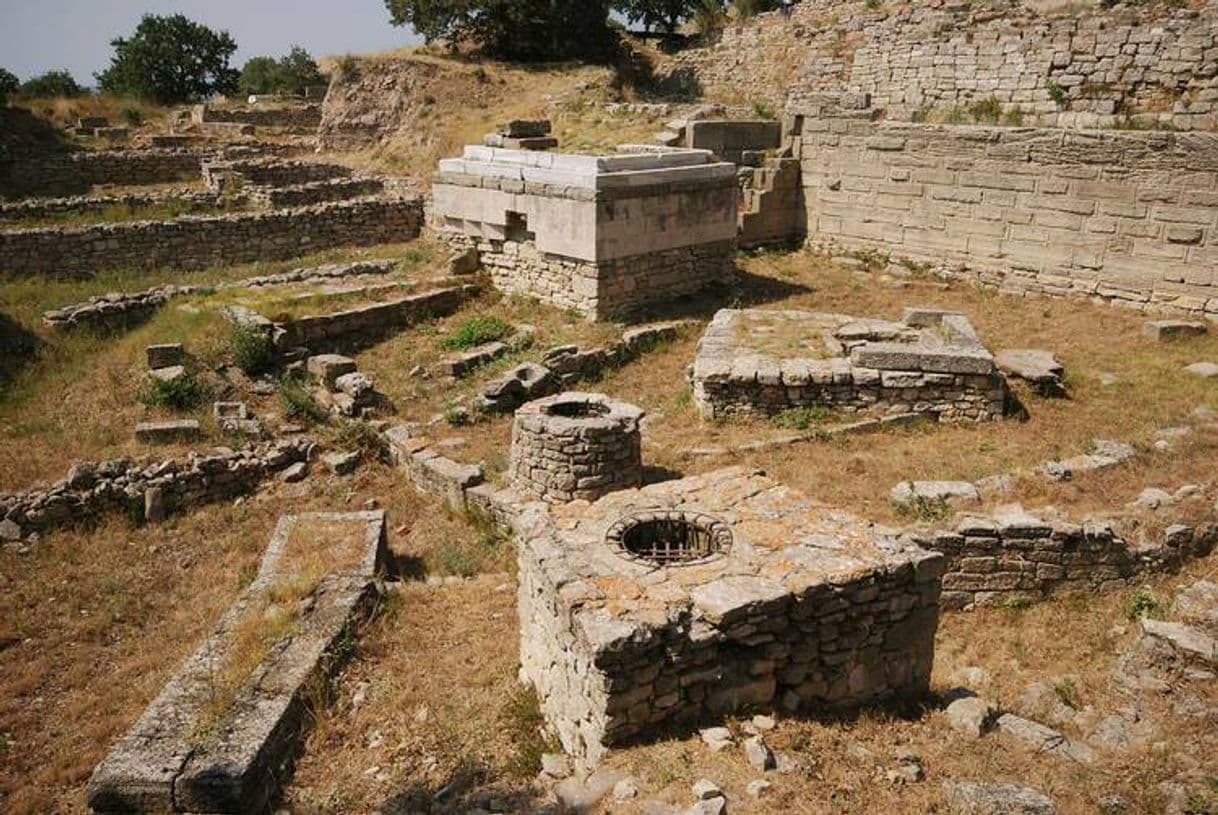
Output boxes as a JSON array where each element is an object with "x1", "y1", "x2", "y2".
[{"x1": 510, "y1": 391, "x2": 644, "y2": 503}]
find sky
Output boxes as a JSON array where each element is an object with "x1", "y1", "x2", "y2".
[{"x1": 1, "y1": 0, "x2": 422, "y2": 84}]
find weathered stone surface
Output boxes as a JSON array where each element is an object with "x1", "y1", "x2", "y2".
[
  {"x1": 1143, "y1": 320, "x2": 1208, "y2": 342},
  {"x1": 692, "y1": 308, "x2": 1006, "y2": 423},
  {"x1": 995, "y1": 713, "x2": 1095, "y2": 764},
  {"x1": 994, "y1": 349, "x2": 1066, "y2": 397},
  {"x1": 519, "y1": 467, "x2": 944, "y2": 762},
  {"x1": 1185, "y1": 362, "x2": 1218, "y2": 378},
  {"x1": 87, "y1": 512, "x2": 387, "y2": 814},
  {"x1": 692, "y1": 778, "x2": 723, "y2": 800},
  {"x1": 1141, "y1": 619, "x2": 1217, "y2": 665},
  {"x1": 306, "y1": 354, "x2": 358, "y2": 387},
  {"x1": 945, "y1": 781, "x2": 1057, "y2": 815},
  {"x1": 945, "y1": 696, "x2": 998, "y2": 739},
  {"x1": 700, "y1": 727, "x2": 735, "y2": 752},
  {"x1": 1039, "y1": 439, "x2": 1135, "y2": 481},
  {"x1": 323, "y1": 450, "x2": 361, "y2": 476},
  {"x1": 744, "y1": 736, "x2": 776, "y2": 771},
  {"x1": 147, "y1": 365, "x2": 187, "y2": 384},
  {"x1": 891, "y1": 481, "x2": 981, "y2": 507},
  {"x1": 133, "y1": 420, "x2": 200, "y2": 444}
]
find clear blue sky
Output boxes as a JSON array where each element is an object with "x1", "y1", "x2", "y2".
[{"x1": 1, "y1": 1, "x2": 421, "y2": 84}]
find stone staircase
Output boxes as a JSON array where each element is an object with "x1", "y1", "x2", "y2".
[{"x1": 738, "y1": 150, "x2": 802, "y2": 247}]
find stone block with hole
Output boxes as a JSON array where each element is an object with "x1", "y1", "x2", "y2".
[{"x1": 516, "y1": 466, "x2": 944, "y2": 762}]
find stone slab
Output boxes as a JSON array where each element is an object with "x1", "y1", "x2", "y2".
[{"x1": 134, "y1": 420, "x2": 200, "y2": 444}]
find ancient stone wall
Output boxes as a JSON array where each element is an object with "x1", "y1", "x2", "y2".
[
  {"x1": 663, "y1": 0, "x2": 1218, "y2": 130},
  {"x1": 797, "y1": 117, "x2": 1218, "y2": 316},
  {"x1": 202, "y1": 157, "x2": 351, "y2": 190},
  {"x1": 0, "y1": 187, "x2": 233, "y2": 223},
  {"x1": 248, "y1": 176, "x2": 385, "y2": 209},
  {"x1": 456, "y1": 234, "x2": 735, "y2": 320},
  {"x1": 0, "y1": 148, "x2": 205, "y2": 199},
  {"x1": 0, "y1": 197, "x2": 423, "y2": 279},
  {"x1": 192, "y1": 103, "x2": 322, "y2": 129},
  {"x1": 275, "y1": 284, "x2": 479, "y2": 351},
  {"x1": 0, "y1": 439, "x2": 311, "y2": 540},
  {"x1": 912, "y1": 506, "x2": 1218, "y2": 610}
]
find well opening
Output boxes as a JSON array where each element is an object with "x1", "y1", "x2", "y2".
[
  {"x1": 545, "y1": 399, "x2": 611, "y2": 419},
  {"x1": 608, "y1": 512, "x2": 731, "y2": 566}
]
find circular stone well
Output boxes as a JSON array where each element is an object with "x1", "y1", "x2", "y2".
[
  {"x1": 510, "y1": 391, "x2": 644, "y2": 503},
  {"x1": 606, "y1": 510, "x2": 732, "y2": 567}
]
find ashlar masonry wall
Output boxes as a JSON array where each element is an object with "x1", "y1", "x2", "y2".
[{"x1": 797, "y1": 117, "x2": 1218, "y2": 316}]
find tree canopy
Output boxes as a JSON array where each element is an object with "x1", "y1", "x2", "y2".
[
  {"x1": 384, "y1": 0, "x2": 615, "y2": 62},
  {"x1": 18, "y1": 70, "x2": 84, "y2": 99},
  {"x1": 95, "y1": 14, "x2": 239, "y2": 104},
  {"x1": 0, "y1": 68, "x2": 18, "y2": 106},
  {"x1": 238, "y1": 46, "x2": 325, "y2": 96},
  {"x1": 615, "y1": 0, "x2": 701, "y2": 34}
]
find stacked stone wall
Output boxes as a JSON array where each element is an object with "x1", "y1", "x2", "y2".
[
  {"x1": 0, "y1": 439, "x2": 311, "y2": 539},
  {"x1": 696, "y1": 368, "x2": 1007, "y2": 423},
  {"x1": 0, "y1": 197, "x2": 423, "y2": 279},
  {"x1": 456, "y1": 235, "x2": 735, "y2": 320},
  {"x1": 797, "y1": 117, "x2": 1218, "y2": 316},
  {"x1": 248, "y1": 177, "x2": 385, "y2": 209},
  {"x1": 517, "y1": 526, "x2": 942, "y2": 758},
  {"x1": 276, "y1": 284, "x2": 479, "y2": 351},
  {"x1": 192, "y1": 103, "x2": 322, "y2": 129},
  {"x1": 0, "y1": 187, "x2": 233, "y2": 223},
  {"x1": 663, "y1": 0, "x2": 1218, "y2": 129},
  {"x1": 202, "y1": 158, "x2": 351, "y2": 190},
  {"x1": 914, "y1": 507, "x2": 1218, "y2": 610},
  {"x1": 1, "y1": 148, "x2": 205, "y2": 199}
]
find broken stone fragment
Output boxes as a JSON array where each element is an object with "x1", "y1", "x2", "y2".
[
  {"x1": 692, "y1": 778, "x2": 723, "y2": 800},
  {"x1": 890, "y1": 480, "x2": 981, "y2": 507},
  {"x1": 1185, "y1": 361, "x2": 1218, "y2": 378},
  {"x1": 744, "y1": 735, "x2": 776, "y2": 771},
  {"x1": 944, "y1": 780, "x2": 1057, "y2": 815},
  {"x1": 700, "y1": 726, "x2": 734, "y2": 752},
  {"x1": 323, "y1": 450, "x2": 361, "y2": 476},
  {"x1": 147, "y1": 365, "x2": 187, "y2": 384},
  {"x1": 994, "y1": 349, "x2": 1066, "y2": 397},
  {"x1": 1143, "y1": 319, "x2": 1208, "y2": 342},
  {"x1": 134, "y1": 419, "x2": 200, "y2": 444},
  {"x1": 280, "y1": 461, "x2": 308, "y2": 483},
  {"x1": 306, "y1": 354, "x2": 357, "y2": 388},
  {"x1": 335, "y1": 371, "x2": 376, "y2": 400},
  {"x1": 944, "y1": 696, "x2": 998, "y2": 739}
]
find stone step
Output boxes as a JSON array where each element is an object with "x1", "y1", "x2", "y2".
[{"x1": 654, "y1": 130, "x2": 682, "y2": 147}]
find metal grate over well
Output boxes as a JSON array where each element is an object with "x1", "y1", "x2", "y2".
[{"x1": 606, "y1": 511, "x2": 732, "y2": 566}]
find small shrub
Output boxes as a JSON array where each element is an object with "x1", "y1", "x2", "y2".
[
  {"x1": 1045, "y1": 81, "x2": 1067, "y2": 105},
  {"x1": 752, "y1": 99, "x2": 777, "y2": 120},
  {"x1": 894, "y1": 495, "x2": 953, "y2": 523},
  {"x1": 443, "y1": 403, "x2": 471, "y2": 426},
  {"x1": 865, "y1": 0, "x2": 881, "y2": 8},
  {"x1": 968, "y1": 96, "x2": 1003, "y2": 125},
  {"x1": 441, "y1": 315, "x2": 513, "y2": 350},
  {"x1": 1002, "y1": 107, "x2": 1025, "y2": 127},
  {"x1": 279, "y1": 376, "x2": 327, "y2": 424},
  {"x1": 333, "y1": 419, "x2": 388, "y2": 462},
  {"x1": 774, "y1": 405, "x2": 832, "y2": 430},
  {"x1": 500, "y1": 685, "x2": 558, "y2": 778},
  {"x1": 228, "y1": 323, "x2": 274, "y2": 375},
  {"x1": 1125, "y1": 586, "x2": 1168, "y2": 621},
  {"x1": 1052, "y1": 677, "x2": 1081, "y2": 710},
  {"x1": 137, "y1": 370, "x2": 209, "y2": 410},
  {"x1": 121, "y1": 106, "x2": 143, "y2": 126}
]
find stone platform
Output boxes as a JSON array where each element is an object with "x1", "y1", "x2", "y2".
[
  {"x1": 516, "y1": 467, "x2": 944, "y2": 762},
  {"x1": 691, "y1": 306, "x2": 1008, "y2": 422}
]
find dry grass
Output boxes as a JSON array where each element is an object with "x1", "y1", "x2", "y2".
[
  {"x1": 0, "y1": 198, "x2": 248, "y2": 231},
  {"x1": 9, "y1": 94, "x2": 170, "y2": 133}
]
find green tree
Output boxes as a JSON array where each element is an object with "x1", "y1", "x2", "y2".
[
  {"x1": 19, "y1": 69, "x2": 84, "y2": 98},
  {"x1": 237, "y1": 56, "x2": 280, "y2": 96},
  {"x1": 614, "y1": 0, "x2": 701, "y2": 33},
  {"x1": 238, "y1": 47, "x2": 324, "y2": 96},
  {"x1": 384, "y1": 0, "x2": 614, "y2": 62},
  {"x1": 95, "y1": 14, "x2": 239, "y2": 104},
  {"x1": 0, "y1": 67, "x2": 18, "y2": 105}
]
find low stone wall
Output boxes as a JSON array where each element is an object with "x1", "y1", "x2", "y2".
[
  {"x1": 0, "y1": 187, "x2": 231, "y2": 223},
  {"x1": 0, "y1": 197, "x2": 424, "y2": 279},
  {"x1": 202, "y1": 157, "x2": 351, "y2": 191},
  {"x1": 1, "y1": 148, "x2": 204, "y2": 199},
  {"x1": 275, "y1": 284, "x2": 479, "y2": 351},
  {"x1": 248, "y1": 176, "x2": 384, "y2": 209},
  {"x1": 912, "y1": 505, "x2": 1218, "y2": 610},
  {"x1": 87, "y1": 511, "x2": 386, "y2": 814},
  {"x1": 459, "y1": 235, "x2": 735, "y2": 320},
  {"x1": 192, "y1": 103, "x2": 322, "y2": 129},
  {"x1": 0, "y1": 439, "x2": 312, "y2": 540},
  {"x1": 797, "y1": 116, "x2": 1218, "y2": 317}
]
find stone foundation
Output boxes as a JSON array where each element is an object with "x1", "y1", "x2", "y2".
[
  {"x1": 692, "y1": 307, "x2": 1008, "y2": 422},
  {"x1": 467, "y1": 235, "x2": 735, "y2": 321},
  {"x1": 0, "y1": 197, "x2": 423, "y2": 279},
  {"x1": 509, "y1": 392, "x2": 643, "y2": 503},
  {"x1": 1, "y1": 148, "x2": 205, "y2": 199},
  {"x1": 516, "y1": 466, "x2": 944, "y2": 762}
]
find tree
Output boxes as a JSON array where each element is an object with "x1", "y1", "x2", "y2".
[
  {"x1": 19, "y1": 70, "x2": 84, "y2": 98},
  {"x1": 238, "y1": 47, "x2": 325, "y2": 96},
  {"x1": 96, "y1": 14, "x2": 239, "y2": 104},
  {"x1": 384, "y1": 0, "x2": 614, "y2": 62},
  {"x1": 615, "y1": 0, "x2": 700, "y2": 33},
  {"x1": 0, "y1": 67, "x2": 18, "y2": 106}
]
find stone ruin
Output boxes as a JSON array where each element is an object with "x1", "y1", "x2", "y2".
[
  {"x1": 509, "y1": 391, "x2": 644, "y2": 503},
  {"x1": 515, "y1": 465, "x2": 945, "y2": 762},
  {"x1": 692, "y1": 306, "x2": 1008, "y2": 422},
  {"x1": 432, "y1": 146, "x2": 738, "y2": 320}
]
